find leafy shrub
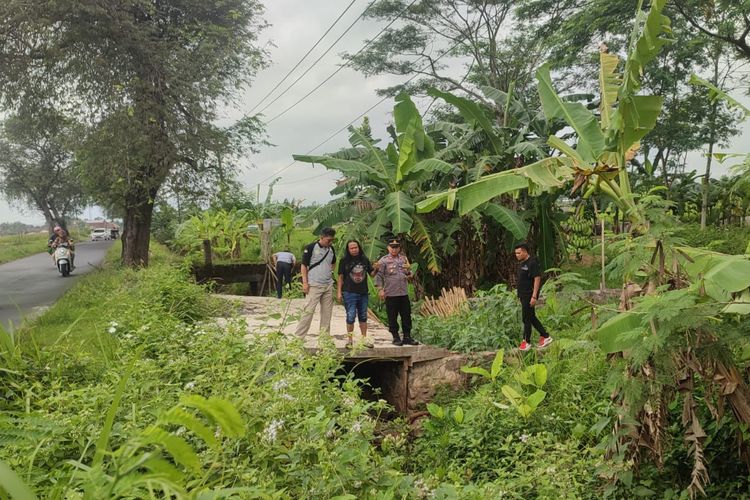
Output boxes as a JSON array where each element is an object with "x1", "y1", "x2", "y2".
[
  {"x1": 412, "y1": 284, "x2": 520, "y2": 352},
  {"x1": 411, "y1": 333, "x2": 612, "y2": 496},
  {"x1": 0, "y1": 256, "x2": 461, "y2": 498},
  {"x1": 538, "y1": 271, "x2": 593, "y2": 331},
  {"x1": 674, "y1": 223, "x2": 750, "y2": 255}
]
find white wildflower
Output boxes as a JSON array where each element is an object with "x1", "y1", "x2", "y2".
[
  {"x1": 281, "y1": 393, "x2": 295, "y2": 401},
  {"x1": 272, "y1": 379, "x2": 289, "y2": 391},
  {"x1": 110, "y1": 321, "x2": 119, "y2": 327},
  {"x1": 351, "y1": 421, "x2": 362, "y2": 433},
  {"x1": 262, "y1": 419, "x2": 283, "y2": 443},
  {"x1": 108, "y1": 326, "x2": 117, "y2": 334},
  {"x1": 325, "y1": 428, "x2": 337, "y2": 439},
  {"x1": 414, "y1": 478, "x2": 434, "y2": 498},
  {"x1": 519, "y1": 433, "x2": 530, "y2": 443},
  {"x1": 184, "y1": 381, "x2": 196, "y2": 390}
]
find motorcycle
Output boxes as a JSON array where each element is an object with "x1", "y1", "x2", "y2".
[{"x1": 53, "y1": 242, "x2": 73, "y2": 277}]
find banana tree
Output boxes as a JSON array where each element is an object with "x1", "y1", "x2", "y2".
[
  {"x1": 174, "y1": 208, "x2": 254, "y2": 260},
  {"x1": 424, "y1": 84, "x2": 569, "y2": 270},
  {"x1": 294, "y1": 93, "x2": 467, "y2": 273},
  {"x1": 416, "y1": 0, "x2": 681, "y2": 226}
]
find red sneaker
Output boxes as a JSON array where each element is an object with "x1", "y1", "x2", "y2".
[
  {"x1": 519, "y1": 340, "x2": 531, "y2": 351},
  {"x1": 538, "y1": 336, "x2": 553, "y2": 348}
]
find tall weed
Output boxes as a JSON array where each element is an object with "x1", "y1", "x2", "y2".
[{"x1": 412, "y1": 284, "x2": 519, "y2": 352}]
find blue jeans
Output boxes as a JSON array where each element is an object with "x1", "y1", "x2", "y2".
[{"x1": 343, "y1": 291, "x2": 368, "y2": 324}]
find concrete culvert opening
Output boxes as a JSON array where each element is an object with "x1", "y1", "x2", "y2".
[{"x1": 339, "y1": 359, "x2": 409, "y2": 415}]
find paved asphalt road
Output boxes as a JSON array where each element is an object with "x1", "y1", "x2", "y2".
[{"x1": 0, "y1": 240, "x2": 114, "y2": 331}]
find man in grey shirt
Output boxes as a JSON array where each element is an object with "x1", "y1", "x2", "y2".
[{"x1": 295, "y1": 227, "x2": 336, "y2": 337}]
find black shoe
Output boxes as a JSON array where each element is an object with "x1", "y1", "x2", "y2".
[
  {"x1": 391, "y1": 334, "x2": 403, "y2": 346},
  {"x1": 402, "y1": 337, "x2": 420, "y2": 346}
]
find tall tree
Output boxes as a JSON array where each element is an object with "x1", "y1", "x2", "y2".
[
  {"x1": 0, "y1": 0, "x2": 267, "y2": 266},
  {"x1": 0, "y1": 108, "x2": 87, "y2": 231},
  {"x1": 672, "y1": 0, "x2": 750, "y2": 61},
  {"x1": 346, "y1": 0, "x2": 549, "y2": 101}
]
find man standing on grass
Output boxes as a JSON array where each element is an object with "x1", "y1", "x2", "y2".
[
  {"x1": 514, "y1": 242, "x2": 552, "y2": 351},
  {"x1": 295, "y1": 227, "x2": 336, "y2": 338}
]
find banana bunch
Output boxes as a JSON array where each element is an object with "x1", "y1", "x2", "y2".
[{"x1": 561, "y1": 213, "x2": 592, "y2": 258}]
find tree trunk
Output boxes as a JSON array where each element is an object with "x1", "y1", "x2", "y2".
[
  {"x1": 121, "y1": 192, "x2": 156, "y2": 267},
  {"x1": 700, "y1": 140, "x2": 715, "y2": 230},
  {"x1": 40, "y1": 206, "x2": 56, "y2": 233},
  {"x1": 701, "y1": 46, "x2": 722, "y2": 230},
  {"x1": 661, "y1": 148, "x2": 671, "y2": 192},
  {"x1": 33, "y1": 193, "x2": 56, "y2": 233}
]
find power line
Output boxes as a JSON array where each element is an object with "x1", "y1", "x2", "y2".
[
  {"x1": 255, "y1": 1, "x2": 376, "y2": 117},
  {"x1": 255, "y1": 89, "x2": 396, "y2": 186},
  {"x1": 277, "y1": 170, "x2": 337, "y2": 186},
  {"x1": 264, "y1": 0, "x2": 419, "y2": 125},
  {"x1": 247, "y1": 0, "x2": 361, "y2": 115},
  {"x1": 255, "y1": 39, "x2": 461, "y2": 187}
]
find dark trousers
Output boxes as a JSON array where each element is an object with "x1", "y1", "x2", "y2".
[
  {"x1": 276, "y1": 262, "x2": 293, "y2": 298},
  {"x1": 385, "y1": 295, "x2": 412, "y2": 338},
  {"x1": 520, "y1": 294, "x2": 548, "y2": 342}
]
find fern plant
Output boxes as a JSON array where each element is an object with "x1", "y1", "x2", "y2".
[{"x1": 63, "y1": 395, "x2": 247, "y2": 498}]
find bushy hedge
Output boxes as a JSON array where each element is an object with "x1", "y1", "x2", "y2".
[{"x1": 674, "y1": 223, "x2": 750, "y2": 255}]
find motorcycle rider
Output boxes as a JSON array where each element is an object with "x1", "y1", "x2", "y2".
[{"x1": 48, "y1": 225, "x2": 75, "y2": 270}]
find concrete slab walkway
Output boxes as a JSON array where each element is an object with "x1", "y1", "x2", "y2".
[{"x1": 217, "y1": 295, "x2": 451, "y2": 362}]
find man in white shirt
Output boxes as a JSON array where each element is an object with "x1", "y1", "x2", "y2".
[{"x1": 272, "y1": 248, "x2": 296, "y2": 298}]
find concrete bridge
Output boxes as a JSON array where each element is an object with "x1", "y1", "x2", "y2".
[{"x1": 216, "y1": 295, "x2": 479, "y2": 415}]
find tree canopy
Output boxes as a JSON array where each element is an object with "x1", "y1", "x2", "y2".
[
  {"x1": 0, "y1": 107, "x2": 87, "y2": 231},
  {"x1": 0, "y1": 0, "x2": 268, "y2": 265}
]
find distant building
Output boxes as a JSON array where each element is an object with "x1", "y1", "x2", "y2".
[{"x1": 85, "y1": 220, "x2": 120, "y2": 231}]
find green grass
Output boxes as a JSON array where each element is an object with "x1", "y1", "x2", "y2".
[
  {"x1": 0, "y1": 233, "x2": 50, "y2": 264},
  {"x1": 0, "y1": 230, "x2": 87, "y2": 265},
  {"x1": 674, "y1": 223, "x2": 750, "y2": 255},
  {"x1": 559, "y1": 253, "x2": 603, "y2": 289},
  {"x1": 16, "y1": 240, "x2": 175, "y2": 356}
]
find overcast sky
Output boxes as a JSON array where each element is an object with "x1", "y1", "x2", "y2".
[{"x1": 1, "y1": 0, "x2": 749, "y2": 224}]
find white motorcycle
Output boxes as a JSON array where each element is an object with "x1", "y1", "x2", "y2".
[{"x1": 53, "y1": 242, "x2": 73, "y2": 277}]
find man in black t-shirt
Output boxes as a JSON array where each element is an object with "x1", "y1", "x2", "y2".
[{"x1": 514, "y1": 242, "x2": 552, "y2": 351}]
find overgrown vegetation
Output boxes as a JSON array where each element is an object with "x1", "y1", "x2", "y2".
[
  {"x1": 412, "y1": 285, "x2": 520, "y2": 352},
  {"x1": 1, "y1": 245, "x2": 414, "y2": 497},
  {"x1": 0, "y1": 230, "x2": 85, "y2": 265},
  {"x1": 0, "y1": 233, "x2": 50, "y2": 265}
]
